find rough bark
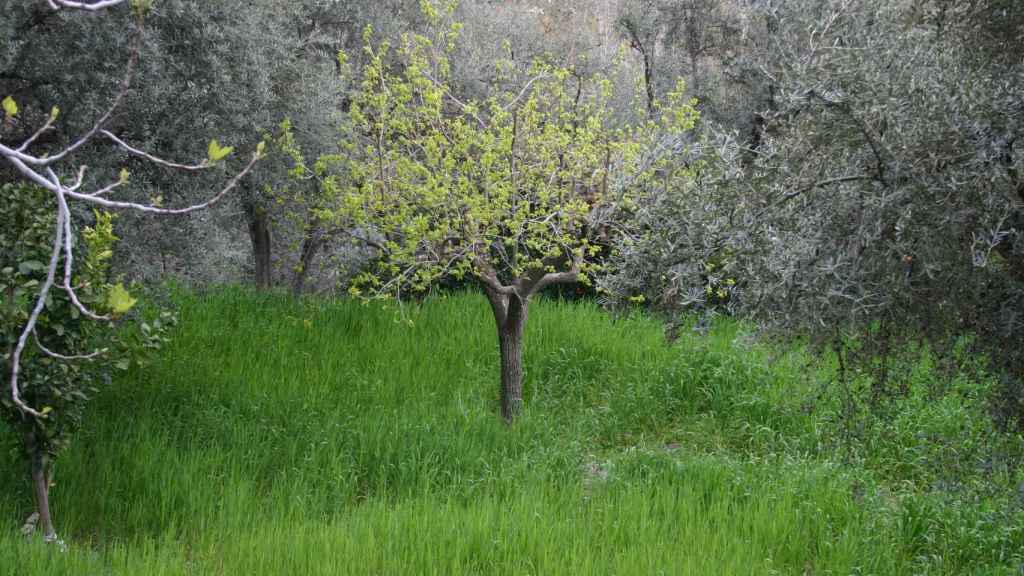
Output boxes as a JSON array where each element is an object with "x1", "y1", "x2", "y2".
[
  {"x1": 245, "y1": 202, "x2": 273, "y2": 291},
  {"x1": 26, "y1": 432, "x2": 55, "y2": 541},
  {"x1": 485, "y1": 287, "x2": 529, "y2": 423}
]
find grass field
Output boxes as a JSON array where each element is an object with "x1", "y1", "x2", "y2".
[{"x1": 2, "y1": 288, "x2": 1022, "y2": 574}]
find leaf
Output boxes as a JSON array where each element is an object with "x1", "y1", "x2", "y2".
[
  {"x1": 2, "y1": 95, "x2": 17, "y2": 118},
  {"x1": 18, "y1": 260, "x2": 44, "y2": 275},
  {"x1": 256, "y1": 140, "x2": 267, "y2": 158},
  {"x1": 119, "y1": 168, "x2": 130, "y2": 183},
  {"x1": 106, "y1": 283, "x2": 137, "y2": 315},
  {"x1": 49, "y1": 106, "x2": 60, "y2": 122},
  {"x1": 207, "y1": 139, "x2": 234, "y2": 163},
  {"x1": 40, "y1": 406, "x2": 52, "y2": 416}
]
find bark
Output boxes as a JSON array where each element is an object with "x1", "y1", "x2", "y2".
[
  {"x1": 245, "y1": 202, "x2": 273, "y2": 291},
  {"x1": 622, "y1": 19, "x2": 656, "y2": 117},
  {"x1": 485, "y1": 288, "x2": 529, "y2": 423},
  {"x1": 291, "y1": 221, "x2": 325, "y2": 298},
  {"x1": 26, "y1": 432, "x2": 56, "y2": 541},
  {"x1": 641, "y1": 48, "x2": 656, "y2": 118}
]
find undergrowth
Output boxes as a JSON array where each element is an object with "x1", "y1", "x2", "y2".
[{"x1": 1, "y1": 287, "x2": 1021, "y2": 574}]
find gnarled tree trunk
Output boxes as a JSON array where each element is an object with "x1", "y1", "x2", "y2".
[{"x1": 478, "y1": 260, "x2": 581, "y2": 423}]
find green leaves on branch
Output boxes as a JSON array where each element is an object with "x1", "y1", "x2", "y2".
[
  {"x1": 2, "y1": 183, "x2": 172, "y2": 464},
  {"x1": 340, "y1": 11, "x2": 699, "y2": 300},
  {"x1": 207, "y1": 139, "x2": 234, "y2": 164},
  {"x1": 2, "y1": 95, "x2": 17, "y2": 119},
  {"x1": 106, "y1": 283, "x2": 137, "y2": 315}
]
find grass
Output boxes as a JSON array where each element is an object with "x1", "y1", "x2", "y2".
[{"x1": 1, "y1": 287, "x2": 1022, "y2": 574}]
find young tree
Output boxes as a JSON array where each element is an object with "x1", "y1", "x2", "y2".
[
  {"x1": 342, "y1": 3, "x2": 698, "y2": 422},
  {"x1": 1, "y1": 0, "x2": 260, "y2": 542}
]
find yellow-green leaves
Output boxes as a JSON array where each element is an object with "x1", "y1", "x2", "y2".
[
  {"x1": 106, "y1": 283, "x2": 137, "y2": 315},
  {"x1": 49, "y1": 106, "x2": 60, "y2": 122},
  {"x1": 207, "y1": 139, "x2": 234, "y2": 164},
  {"x1": 130, "y1": 0, "x2": 153, "y2": 16},
  {"x1": 342, "y1": 14, "x2": 698, "y2": 303},
  {"x1": 119, "y1": 168, "x2": 130, "y2": 183},
  {"x1": 2, "y1": 95, "x2": 17, "y2": 119}
]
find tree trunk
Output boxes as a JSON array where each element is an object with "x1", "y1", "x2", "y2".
[
  {"x1": 486, "y1": 289, "x2": 529, "y2": 423},
  {"x1": 291, "y1": 221, "x2": 325, "y2": 299},
  {"x1": 641, "y1": 48, "x2": 656, "y2": 118},
  {"x1": 246, "y1": 204, "x2": 272, "y2": 291},
  {"x1": 29, "y1": 447, "x2": 55, "y2": 541}
]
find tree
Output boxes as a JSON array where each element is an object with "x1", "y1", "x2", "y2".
[
  {"x1": 606, "y1": 0, "x2": 1024, "y2": 412},
  {"x1": 341, "y1": 3, "x2": 698, "y2": 422},
  {"x1": 1, "y1": 182, "x2": 175, "y2": 546},
  {"x1": 617, "y1": 0, "x2": 746, "y2": 123},
  {"x1": 1, "y1": 0, "x2": 260, "y2": 543}
]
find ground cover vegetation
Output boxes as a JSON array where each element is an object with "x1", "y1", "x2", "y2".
[
  {"x1": 1, "y1": 289, "x2": 1022, "y2": 574},
  {"x1": 2, "y1": 0, "x2": 1023, "y2": 572}
]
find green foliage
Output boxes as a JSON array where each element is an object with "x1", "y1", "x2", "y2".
[
  {"x1": 1, "y1": 288, "x2": 1021, "y2": 573},
  {"x1": 0, "y1": 183, "x2": 173, "y2": 462},
  {"x1": 206, "y1": 139, "x2": 234, "y2": 164},
  {"x1": 2, "y1": 95, "x2": 17, "y2": 118},
  {"x1": 341, "y1": 10, "x2": 698, "y2": 298},
  {"x1": 105, "y1": 284, "x2": 137, "y2": 316}
]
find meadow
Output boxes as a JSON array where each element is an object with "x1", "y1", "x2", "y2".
[{"x1": 2, "y1": 288, "x2": 1022, "y2": 574}]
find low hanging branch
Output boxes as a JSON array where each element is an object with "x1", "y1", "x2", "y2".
[
  {"x1": 1, "y1": 1, "x2": 263, "y2": 418},
  {"x1": 47, "y1": 0, "x2": 128, "y2": 11}
]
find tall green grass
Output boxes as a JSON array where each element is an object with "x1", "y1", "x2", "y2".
[{"x1": 1, "y1": 288, "x2": 1021, "y2": 574}]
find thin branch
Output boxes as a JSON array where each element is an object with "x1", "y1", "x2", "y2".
[
  {"x1": 420, "y1": 69, "x2": 487, "y2": 130},
  {"x1": 15, "y1": 116, "x2": 56, "y2": 153},
  {"x1": 102, "y1": 130, "x2": 210, "y2": 171},
  {"x1": 81, "y1": 176, "x2": 125, "y2": 198},
  {"x1": 8, "y1": 204, "x2": 64, "y2": 420},
  {"x1": 48, "y1": 0, "x2": 127, "y2": 12},
  {"x1": 33, "y1": 330, "x2": 105, "y2": 361},
  {"x1": 501, "y1": 74, "x2": 548, "y2": 112},
  {"x1": 65, "y1": 152, "x2": 260, "y2": 214}
]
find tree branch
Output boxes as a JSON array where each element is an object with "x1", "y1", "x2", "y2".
[{"x1": 47, "y1": 0, "x2": 127, "y2": 11}]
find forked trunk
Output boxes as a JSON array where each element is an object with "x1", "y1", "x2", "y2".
[{"x1": 487, "y1": 290, "x2": 528, "y2": 423}]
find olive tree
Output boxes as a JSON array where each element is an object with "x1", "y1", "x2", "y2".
[
  {"x1": 341, "y1": 2, "x2": 698, "y2": 422},
  {"x1": 1, "y1": 0, "x2": 260, "y2": 543},
  {"x1": 606, "y1": 0, "x2": 1024, "y2": 395}
]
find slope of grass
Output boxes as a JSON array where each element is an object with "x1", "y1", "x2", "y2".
[{"x1": 1, "y1": 288, "x2": 1021, "y2": 574}]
